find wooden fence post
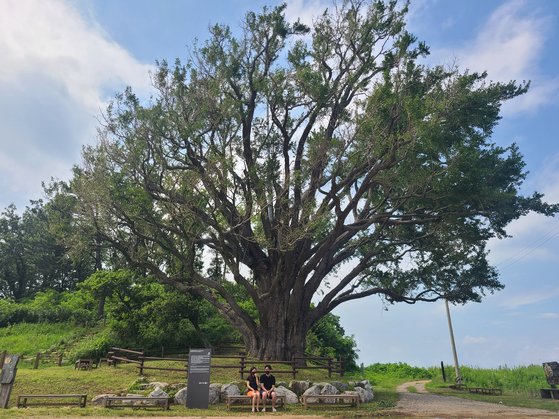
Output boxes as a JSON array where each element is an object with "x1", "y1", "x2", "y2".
[
  {"x1": 239, "y1": 355, "x2": 245, "y2": 379},
  {"x1": 107, "y1": 351, "x2": 115, "y2": 367},
  {"x1": 57, "y1": 353, "x2": 63, "y2": 366},
  {"x1": 33, "y1": 353, "x2": 41, "y2": 369},
  {"x1": 0, "y1": 351, "x2": 6, "y2": 369},
  {"x1": 328, "y1": 357, "x2": 332, "y2": 378},
  {"x1": 138, "y1": 357, "x2": 144, "y2": 375}
]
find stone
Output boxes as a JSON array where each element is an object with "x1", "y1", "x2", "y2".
[
  {"x1": 220, "y1": 383, "x2": 241, "y2": 402},
  {"x1": 319, "y1": 382, "x2": 339, "y2": 403},
  {"x1": 274, "y1": 386, "x2": 299, "y2": 404},
  {"x1": 353, "y1": 386, "x2": 374, "y2": 403},
  {"x1": 355, "y1": 379, "x2": 372, "y2": 389},
  {"x1": 330, "y1": 381, "x2": 349, "y2": 392},
  {"x1": 174, "y1": 387, "x2": 187, "y2": 405},
  {"x1": 320, "y1": 383, "x2": 339, "y2": 394},
  {"x1": 167, "y1": 382, "x2": 185, "y2": 391},
  {"x1": 91, "y1": 394, "x2": 117, "y2": 406},
  {"x1": 301, "y1": 384, "x2": 322, "y2": 403},
  {"x1": 209, "y1": 383, "x2": 221, "y2": 405},
  {"x1": 148, "y1": 381, "x2": 169, "y2": 390},
  {"x1": 149, "y1": 388, "x2": 169, "y2": 398},
  {"x1": 289, "y1": 380, "x2": 311, "y2": 396}
]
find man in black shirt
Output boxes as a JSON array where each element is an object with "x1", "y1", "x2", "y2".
[{"x1": 259, "y1": 364, "x2": 277, "y2": 412}]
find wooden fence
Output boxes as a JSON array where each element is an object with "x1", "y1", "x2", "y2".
[
  {"x1": 107, "y1": 347, "x2": 344, "y2": 378},
  {"x1": 2, "y1": 351, "x2": 64, "y2": 369}
]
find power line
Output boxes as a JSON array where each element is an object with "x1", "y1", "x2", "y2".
[{"x1": 494, "y1": 226, "x2": 559, "y2": 271}]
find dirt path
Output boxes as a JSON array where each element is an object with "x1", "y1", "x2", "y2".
[{"x1": 390, "y1": 380, "x2": 557, "y2": 418}]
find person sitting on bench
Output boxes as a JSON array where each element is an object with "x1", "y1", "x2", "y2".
[
  {"x1": 246, "y1": 366, "x2": 260, "y2": 413},
  {"x1": 260, "y1": 364, "x2": 277, "y2": 412}
]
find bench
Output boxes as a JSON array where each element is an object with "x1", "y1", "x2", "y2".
[
  {"x1": 17, "y1": 394, "x2": 87, "y2": 408},
  {"x1": 301, "y1": 393, "x2": 359, "y2": 408},
  {"x1": 103, "y1": 396, "x2": 170, "y2": 409},
  {"x1": 74, "y1": 358, "x2": 96, "y2": 370},
  {"x1": 226, "y1": 394, "x2": 285, "y2": 410}
]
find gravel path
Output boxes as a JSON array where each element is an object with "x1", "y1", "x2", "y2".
[{"x1": 390, "y1": 380, "x2": 557, "y2": 418}]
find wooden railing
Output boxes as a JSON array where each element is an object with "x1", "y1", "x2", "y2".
[
  {"x1": 107, "y1": 347, "x2": 344, "y2": 378},
  {"x1": 9, "y1": 351, "x2": 64, "y2": 369}
]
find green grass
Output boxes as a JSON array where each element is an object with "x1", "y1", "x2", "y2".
[
  {"x1": 0, "y1": 323, "x2": 87, "y2": 356},
  {"x1": 427, "y1": 364, "x2": 559, "y2": 413},
  {"x1": 459, "y1": 364, "x2": 550, "y2": 391},
  {"x1": 0, "y1": 362, "x2": 395, "y2": 417},
  {"x1": 0, "y1": 324, "x2": 557, "y2": 416}
]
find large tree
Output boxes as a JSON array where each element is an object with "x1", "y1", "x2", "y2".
[{"x1": 72, "y1": 1, "x2": 557, "y2": 360}]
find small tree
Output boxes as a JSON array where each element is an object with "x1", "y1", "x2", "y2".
[{"x1": 73, "y1": 1, "x2": 557, "y2": 360}]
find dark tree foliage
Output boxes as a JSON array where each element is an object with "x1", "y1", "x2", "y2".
[
  {"x1": 0, "y1": 198, "x2": 94, "y2": 300},
  {"x1": 72, "y1": 1, "x2": 558, "y2": 359}
]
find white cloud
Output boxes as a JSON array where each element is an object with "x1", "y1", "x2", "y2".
[
  {"x1": 499, "y1": 288, "x2": 559, "y2": 309},
  {"x1": 0, "y1": 0, "x2": 153, "y2": 110},
  {"x1": 285, "y1": 0, "x2": 328, "y2": 27},
  {"x1": 488, "y1": 156, "x2": 559, "y2": 267},
  {"x1": 463, "y1": 336, "x2": 488, "y2": 345},
  {"x1": 0, "y1": 0, "x2": 154, "y2": 209},
  {"x1": 431, "y1": 0, "x2": 558, "y2": 115}
]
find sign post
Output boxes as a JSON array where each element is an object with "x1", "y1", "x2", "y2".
[
  {"x1": 0, "y1": 355, "x2": 19, "y2": 408},
  {"x1": 186, "y1": 348, "x2": 211, "y2": 409}
]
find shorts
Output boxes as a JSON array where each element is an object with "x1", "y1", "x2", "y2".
[
  {"x1": 247, "y1": 390, "x2": 258, "y2": 397},
  {"x1": 260, "y1": 390, "x2": 275, "y2": 399}
]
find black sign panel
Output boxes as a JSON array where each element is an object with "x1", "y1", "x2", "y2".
[
  {"x1": 186, "y1": 348, "x2": 211, "y2": 409},
  {"x1": 0, "y1": 355, "x2": 18, "y2": 385},
  {"x1": 543, "y1": 362, "x2": 559, "y2": 386},
  {"x1": 0, "y1": 355, "x2": 19, "y2": 408}
]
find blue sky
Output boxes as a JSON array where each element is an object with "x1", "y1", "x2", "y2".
[{"x1": 1, "y1": 0, "x2": 558, "y2": 368}]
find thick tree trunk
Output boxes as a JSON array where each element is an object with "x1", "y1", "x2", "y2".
[
  {"x1": 239, "y1": 287, "x2": 309, "y2": 362},
  {"x1": 242, "y1": 322, "x2": 308, "y2": 362}
]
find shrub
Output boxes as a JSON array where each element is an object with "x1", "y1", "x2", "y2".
[
  {"x1": 365, "y1": 363, "x2": 434, "y2": 380},
  {"x1": 65, "y1": 327, "x2": 117, "y2": 362}
]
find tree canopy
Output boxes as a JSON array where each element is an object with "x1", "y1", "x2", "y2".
[
  {"x1": 71, "y1": 0, "x2": 557, "y2": 359},
  {"x1": 0, "y1": 196, "x2": 94, "y2": 300}
]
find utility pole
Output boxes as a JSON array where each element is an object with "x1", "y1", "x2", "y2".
[{"x1": 445, "y1": 299, "x2": 462, "y2": 385}]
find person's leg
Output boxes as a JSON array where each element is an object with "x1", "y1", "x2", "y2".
[
  {"x1": 261, "y1": 390, "x2": 267, "y2": 411},
  {"x1": 256, "y1": 391, "x2": 260, "y2": 411},
  {"x1": 251, "y1": 392, "x2": 256, "y2": 412},
  {"x1": 271, "y1": 391, "x2": 277, "y2": 411}
]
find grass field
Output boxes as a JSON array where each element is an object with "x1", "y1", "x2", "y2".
[
  {"x1": 427, "y1": 364, "x2": 559, "y2": 413},
  {"x1": 0, "y1": 323, "x2": 557, "y2": 416},
  {"x1": 0, "y1": 361, "x2": 394, "y2": 417}
]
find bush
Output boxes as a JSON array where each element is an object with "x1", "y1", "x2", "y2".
[
  {"x1": 365, "y1": 363, "x2": 434, "y2": 380},
  {"x1": 65, "y1": 327, "x2": 117, "y2": 362},
  {"x1": 307, "y1": 313, "x2": 359, "y2": 371}
]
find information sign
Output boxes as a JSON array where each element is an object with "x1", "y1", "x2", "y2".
[
  {"x1": 186, "y1": 348, "x2": 211, "y2": 409},
  {"x1": 0, "y1": 355, "x2": 19, "y2": 408}
]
